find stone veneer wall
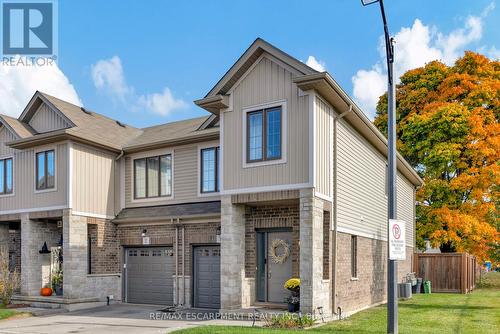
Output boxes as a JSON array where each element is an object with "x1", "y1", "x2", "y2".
[
  {"x1": 244, "y1": 204, "x2": 300, "y2": 278},
  {"x1": 87, "y1": 218, "x2": 120, "y2": 274},
  {"x1": 20, "y1": 217, "x2": 62, "y2": 296},
  {"x1": 335, "y1": 232, "x2": 413, "y2": 315}
]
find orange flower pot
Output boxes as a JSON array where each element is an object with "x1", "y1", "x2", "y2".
[{"x1": 40, "y1": 287, "x2": 53, "y2": 296}]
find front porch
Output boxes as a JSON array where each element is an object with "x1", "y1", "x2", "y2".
[
  {"x1": 0, "y1": 209, "x2": 121, "y2": 310},
  {"x1": 220, "y1": 188, "x2": 332, "y2": 316}
]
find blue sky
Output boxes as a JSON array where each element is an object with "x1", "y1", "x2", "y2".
[{"x1": 1, "y1": 0, "x2": 498, "y2": 127}]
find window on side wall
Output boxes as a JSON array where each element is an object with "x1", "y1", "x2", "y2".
[
  {"x1": 351, "y1": 235, "x2": 358, "y2": 279},
  {"x1": 247, "y1": 107, "x2": 282, "y2": 163},
  {"x1": 0, "y1": 157, "x2": 13, "y2": 194},
  {"x1": 36, "y1": 150, "x2": 55, "y2": 190},
  {"x1": 134, "y1": 154, "x2": 172, "y2": 199},
  {"x1": 201, "y1": 147, "x2": 219, "y2": 193}
]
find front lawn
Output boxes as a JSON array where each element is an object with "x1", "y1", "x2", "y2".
[
  {"x1": 0, "y1": 308, "x2": 18, "y2": 321},
  {"x1": 172, "y1": 272, "x2": 500, "y2": 334}
]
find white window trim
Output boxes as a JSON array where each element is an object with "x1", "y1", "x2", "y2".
[
  {"x1": 197, "y1": 142, "x2": 220, "y2": 198},
  {"x1": 242, "y1": 99, "x2": 287, "y2": 169},
  {"x1": 0, "y1": 154, "x2": 15, "y2": 198},
  {"x1": 34, "y1": 145, "x2": 58, "y2": 194},
  {"x1": 129, "y1": 148, "x2": 174, "y2": 203}
]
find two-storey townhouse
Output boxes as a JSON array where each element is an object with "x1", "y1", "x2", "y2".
[
  {"x1": 0, "y1": 38, "x2": 422, "y2": 316},
  {"x1": 195, "y1": 38, "x2": 421, "y2": 315}
]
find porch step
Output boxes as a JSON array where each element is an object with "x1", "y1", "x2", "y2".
[{"x1": 11, "y1": 295, "x2": 104, "y2": 312}]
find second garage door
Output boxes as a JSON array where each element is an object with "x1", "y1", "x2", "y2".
[
  {"x1": 125, "y1": 247, "x2": 174, "y2": 305},
  {"x1": 193, "y1": 246, "x2": 221, "y2": 309}
]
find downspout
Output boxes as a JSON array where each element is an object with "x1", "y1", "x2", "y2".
[
  {"x1": 175, "y1": 221, "x2": 179, "y2": 306},
  {"x1": 182, "y1": 223, "x2": 186, "y2": 307},
  {"x1": 115, "y1": 150, "x2": 124, "y2": 161},
  {"x1": 332, "y1": 105, "x2": 352, "y2": 314}
]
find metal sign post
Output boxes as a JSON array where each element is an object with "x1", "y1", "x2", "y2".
[{"x1": 360, "y1": 0, "x2": 398, "y2": 332}]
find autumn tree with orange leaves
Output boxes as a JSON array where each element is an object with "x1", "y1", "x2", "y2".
[{"x1": 374, "y1": 52, "x2": 499, "y2": 263}]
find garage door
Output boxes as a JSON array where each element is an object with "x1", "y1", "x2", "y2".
[
  {"x1": 125, "y1": 247, "x2": 174, "y2": 305},
  {"x1": 193, "y1": 246, "x2": 221, "y2": 309}
]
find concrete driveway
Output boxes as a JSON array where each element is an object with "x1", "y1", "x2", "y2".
[{"x1": 0, "y1": 304, "x2": 256, "y2": 334}]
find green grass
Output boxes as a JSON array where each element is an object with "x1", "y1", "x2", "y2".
[
  {"x1": 0, "y1": 307, "x2": 18, "y2": 321},
  {"x1": 172, "y1": 272, "x2": 500, "y2": 334}
]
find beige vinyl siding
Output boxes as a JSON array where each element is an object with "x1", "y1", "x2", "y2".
[
  {"x1": 71, "y1": 143, "x2": 116, "y2": 217},
  {"x1": 0, "y1": 127, "x2": 16, "y2": 157},
  {"x1": 223, "y1": 55, "x2": 309, "y2": 191},
  {"x1": 28, "y1": 103, "x2": 70, "y2": 133},
  {"x1": 397, "y1": 173, "x2": 415, "y2": 246},
  {"x1": 336, "y1": 118, "x2": 415, "y2": 246},
  {"x1": 125, "y1": 141, "x2": 220, "y2": 208},
  {"x1": 314, "y1": 96, "x2": 333, "y2": 198},
  {"x1": 0, "y1": 142, "x2": 68, "y2": 212}
]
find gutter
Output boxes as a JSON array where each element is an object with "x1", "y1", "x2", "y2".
[
  {"x1": 294, "y1": 73, "x2": 423, "y2": 187},
  {"x1": 331, "y1": 105, "x2": 352, "y2": 315},
  {"x1": 6, "y1": 129, "x2": 123, "y2": 153},
  {"x1": 122, "y1": 131, "x2": 219, "y2": 153}
]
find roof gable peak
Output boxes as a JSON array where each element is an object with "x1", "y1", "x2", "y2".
[{"x1": 204, "y1": 38, "x2": 319, "y2": 98}]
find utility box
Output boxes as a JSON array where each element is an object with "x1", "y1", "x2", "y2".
[{"x1": 398, "y1": 283, "x2": 412, "y2": 299}]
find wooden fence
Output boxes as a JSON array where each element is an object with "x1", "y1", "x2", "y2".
[{"x1": 413, "y1": 253, "x2": 478, "y2": 293}]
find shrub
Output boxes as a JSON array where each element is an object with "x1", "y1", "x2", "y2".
[
  {"x1": 0, "y1": 246, "x2": 20, "y2": 306},
  {"x1": 265, "y1": 312, "x2": 315, "y2": 329}
]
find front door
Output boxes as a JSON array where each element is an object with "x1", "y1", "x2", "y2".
[{"x1": 256, "y1": 230, "x2": 293, "y2": 303}]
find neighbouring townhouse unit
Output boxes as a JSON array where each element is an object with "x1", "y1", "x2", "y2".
[{"x1": 0, "y1": 39, "x2": 422, "y2": 316}]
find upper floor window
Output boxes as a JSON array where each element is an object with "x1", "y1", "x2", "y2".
[
  {"x1": 134, "y1": 154, "x2": 172, "y2": 199},
  {"x1": 247, "y1": 107, "x2": 282, "y2": 162},
  {"x1": 0, "y1": 158, "x2": 13, "y2": 195},
  {"x1": 36, "y1": 150, "x2": 55, "y2": 190},
  {"x1": 201, "y1": 147, "x2": 219, "y2": 193}
]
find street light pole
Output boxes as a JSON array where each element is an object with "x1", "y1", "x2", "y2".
[{"x1": 361, "y1": 0, "x2": 397, "y2": 333}]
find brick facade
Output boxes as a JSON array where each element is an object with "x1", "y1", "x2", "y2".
[
  {"x1": 323, "y1": 211, "x2": 330, "y2": 280},
  {"x1": 87, "y1": 218, "x2": 120, "y2": 274},
  {"x1": 9, "y1": 228, "x2": 21, "y2": 272},
  {"x1": 244, "y1": 203, "x2": 300, "y2": 278},
  {"x1": 335, "y1": 232, "x2": 413, "y2": 315}
]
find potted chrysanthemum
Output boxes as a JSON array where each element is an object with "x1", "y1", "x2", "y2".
[{"x1": 284, "y1": 278, "x2": 300, "y2": 312}]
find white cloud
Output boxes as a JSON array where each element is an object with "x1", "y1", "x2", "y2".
[
  {"x1": 136, "y1": 88, "x2": 188, "y2": 116},
  {"x1": 91, "y1": 56, "x2": 130, "y2": 102},
  {"x1": 0, "y1": 59, "x2": 81, "y2": 117},
  {"x1": 485, "y1": 46, "x2": 500, "y2": 59},
  {"x1": 91, "y1": 56, "x2": 187, "y2": 116},
  {"x1": 352, "y1": 64, "x2": 386, "y2": 116},
  {"x1": 352, "y1": 3, "x2": 497, "y2": 119},
  {"x1": 306, "y1": 56, "x2": 326, "y2": 72},
  {"x1": 437, "y1": 16, "x2": 483, "y2": 64}
]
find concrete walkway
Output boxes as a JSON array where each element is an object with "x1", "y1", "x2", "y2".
[{"x1": 0, "y1": 304, "x2": 259, "y2": 334}]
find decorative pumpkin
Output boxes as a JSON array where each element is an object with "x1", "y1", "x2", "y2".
[{"x1": 40, "y1": 287, "x2": 53, "y2": 296}]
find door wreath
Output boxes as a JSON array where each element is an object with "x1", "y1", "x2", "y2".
[{"x1": 269, "y1": 239, "x2": 290, "y2": 264}]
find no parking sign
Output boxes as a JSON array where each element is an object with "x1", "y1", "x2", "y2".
[{"x1": 389, "y1": 219, "x2": 406, "y2": 260}]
